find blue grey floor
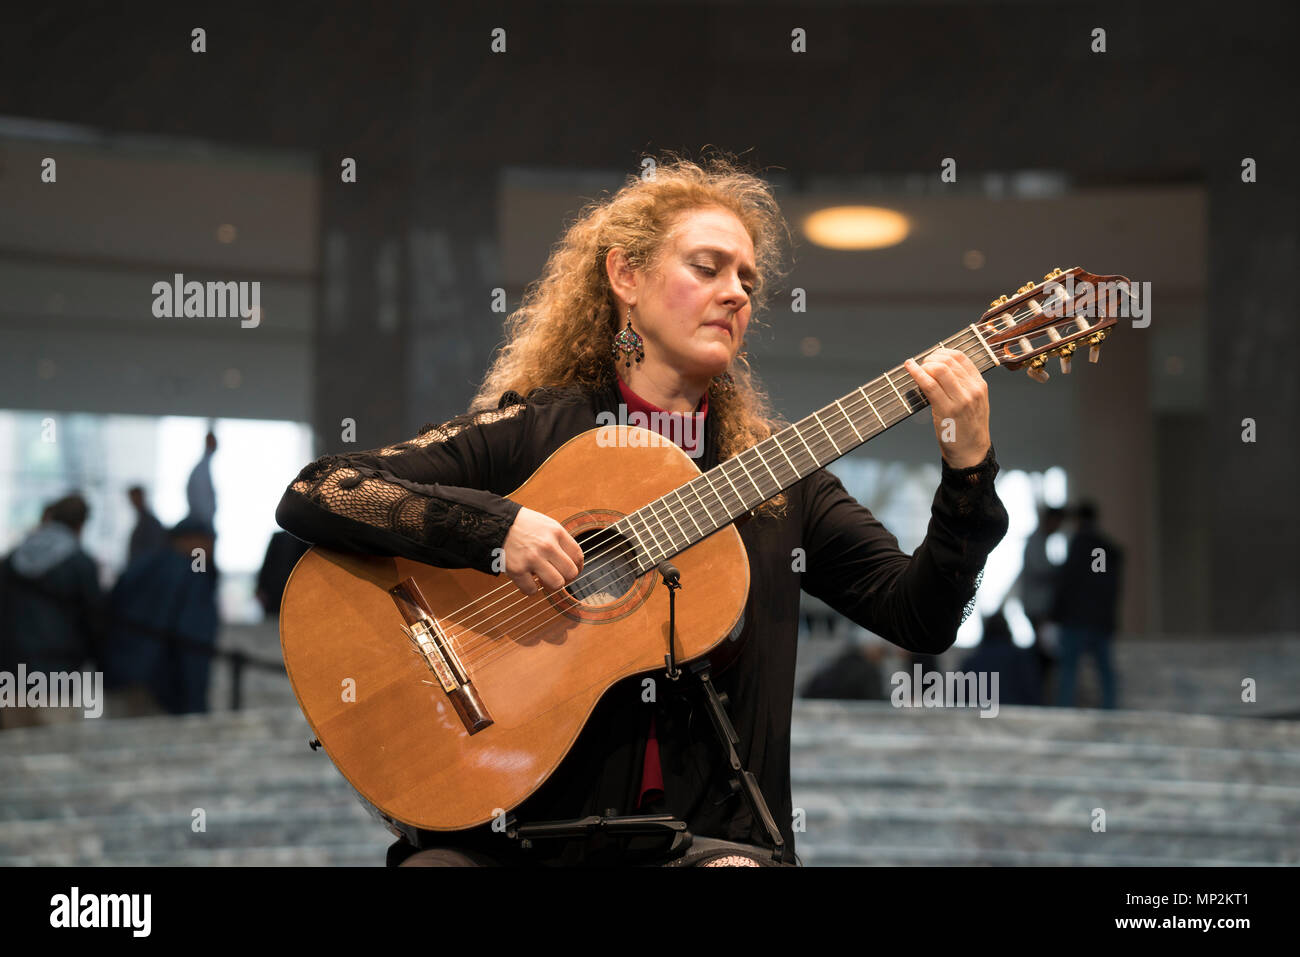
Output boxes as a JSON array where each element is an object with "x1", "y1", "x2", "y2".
[{"x1": 3, "y1": 697, "x2": 1298, "y2": 866}]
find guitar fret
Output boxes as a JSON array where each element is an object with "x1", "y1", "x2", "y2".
[
  {"x1": 689, "y1": 479, "x2": 717, "y2": 528},
  {"x1": 674, "y1": 487, "x2": 703, "y2": 538},
  {"x1": 644, "y1": 499, "x2": 676, "y2": 559},
  {"x1": 794, "y1": 423, "x2": 819, "y2": 471},
  {"x1": 860, "y1": 385, "x2": 886, "y2": 430},
  {"x1": 835, "y1": 399, "x2": 863, "y2": 443},
  {"x1": 813, "y1": 409, "x2": 841, "y2": 456},
  {"x1": 627, "y1": 511, "x2": 658, "y2": 566},
  {"x1": 667, "y1": 494, "x2": 694, "y2": 544},
  {"x1": 772, "y1": 432, "x2": 799, "y2": 476},
  {"x1": 621, "y1": 516, "x2": 650, "y2": 563},
  {"x1": 700, "y1": 472, "x2": 730, "y2": 520},
  {"x1": 716, "y1": 461, "x2": 746, "y2": 516},
  {"x1": 752, "y1": 440, "x2": 781, "y2": 489},
  {"x1": 645, "y1": 509, "x2": 670, "y2": 564},
  {"x1": 649, "y1": 498, "x2": 685, "y2": 553},
  {"x1": 732, "y1": 451, "x2": 766, "y2": 505},
  {"x1": 886, "y1": 371, "x2": 908, "y2": 412}
]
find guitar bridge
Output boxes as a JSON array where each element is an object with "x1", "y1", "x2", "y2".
[{"x1": 389, "y1": 578, "x2": 493, "y2": 735}]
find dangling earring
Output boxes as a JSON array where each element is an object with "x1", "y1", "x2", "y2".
[
  {"x1": 612, "y1": 306, "x2": 644, "y2": 368},
  {"x1": 711, "y1": 349, "x2": 743, "y2": 394}
]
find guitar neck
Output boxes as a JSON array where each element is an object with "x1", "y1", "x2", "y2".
[{"x1": 617, "y1": 324, "x2": 1000, "y2": 572}]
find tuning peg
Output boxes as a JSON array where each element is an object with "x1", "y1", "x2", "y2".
[
  {"x1": 1043, "y1": 267, "x2": 1064, "y2": 281},
  {"x1": 1057, "y1": 343, "x2": 1076, "y2": 373},
  {"x1": 1027, "y1": 356, "x2": 1050, "y2": 383},
  {"x1": 1087, "y1": 330, "x2": 1107, "y2": 363},
  {"x1": 1016, "y1": 281, "x2": 1036, "y2": 295},
  {"x1": 989, "y1": 294, "x2": 1009, "y2": 309}
]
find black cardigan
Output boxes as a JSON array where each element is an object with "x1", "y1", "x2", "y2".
[{"x1": 275, "y1": 380, "x2": 1010, "y2": 865}]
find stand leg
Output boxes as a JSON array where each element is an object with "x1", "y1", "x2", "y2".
[{"x1": 690, "y1": 659, "x2": 790, "y2": 863}]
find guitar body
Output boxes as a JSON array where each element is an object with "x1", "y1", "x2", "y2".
[{"x1": 279, "y1": 426, "x2": 750, "y2": 832}]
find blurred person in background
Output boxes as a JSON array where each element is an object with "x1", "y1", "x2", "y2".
[
  {"x1": 959, "y1": 608, "x2": 1042, "y2": 706},
  {"x1": 186, "y1": 429, "x2": 218, "y2": 530},
  {"x1": 103, "y1": 517, "x2": 220, "y2": 716},
  {"x1": 127, "y1": 485, "x2": 168, "y2": 564},
  {"x1": 1014, "y1": 504, "x2": 1065, "y2": 704},
  {"x1": 1053, "y1": 501, "x2": 1123, "y2": 709},
  {"x1": 0, "y1": 493, "x2": 104, "y2": 729}
]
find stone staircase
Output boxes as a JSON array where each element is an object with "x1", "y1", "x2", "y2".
[
  {"x1": 3, "y1": 700, "x2": 1297, "y2": 866},
  {"x1": 791, "y1": 701, "x2": 1300, "y2": 866},
  {"x1": 0, "y1": 708, "x2": 389, "y2": 866}
]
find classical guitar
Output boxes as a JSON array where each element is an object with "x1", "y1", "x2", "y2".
[{"x1": 280, "y1": 266, "x2": 1129, "y2": 832}]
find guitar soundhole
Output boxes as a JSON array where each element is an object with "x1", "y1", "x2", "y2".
[{"x1": 565, "y1": 526, "x2": 640, "y2": 605}]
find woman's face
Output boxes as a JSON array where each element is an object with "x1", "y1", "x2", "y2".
[{"x1": 615, "y1": 206, "x2": 756, "y2": 382}]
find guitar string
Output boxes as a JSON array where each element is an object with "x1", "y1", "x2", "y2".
[
  {"x1": 437, "y1": 326, "x2": 1010, "y2": 672},
  {"x1": 437, "y1": 326, "x2": 1001, "y2": 671}
]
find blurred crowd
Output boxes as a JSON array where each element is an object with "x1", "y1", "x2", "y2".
[{"x1": 0, "y1": 431, "x2": 306, "y2": 730}]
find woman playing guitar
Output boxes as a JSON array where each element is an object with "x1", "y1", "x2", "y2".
[{"x1": 275, "y1": 152, "x2": 1010, "y2": 866}]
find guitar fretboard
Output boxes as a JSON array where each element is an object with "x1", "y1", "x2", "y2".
[{"x1": 615, "y1": 324, "x2": 999, "y2": 573}]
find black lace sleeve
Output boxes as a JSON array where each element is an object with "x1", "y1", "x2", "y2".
[
  {"x1": 274, "y1": 396, "x2": 530, "y2": 575},
  {"x1": 799, "y1": 446, "x2": 1010, "y2": 654}
]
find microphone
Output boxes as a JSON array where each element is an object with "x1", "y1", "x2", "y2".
[{"x1": 657, "y1": 561, "x2": 680, "y2": 586}]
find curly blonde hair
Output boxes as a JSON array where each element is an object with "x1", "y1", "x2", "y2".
[{"x1": 471, "y1": 150, "x2": 795, "y2": 517}]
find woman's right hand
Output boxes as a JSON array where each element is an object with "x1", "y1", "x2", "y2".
[{"x1": 501, "y1": 506, "x2": 584, "y2": 595}]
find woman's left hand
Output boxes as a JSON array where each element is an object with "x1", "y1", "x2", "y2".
[{"x1": 903, "y1": 348, "x2": 992, "y2": 469}]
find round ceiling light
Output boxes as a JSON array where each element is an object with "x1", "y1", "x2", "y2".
[{"x1": 802, "y1": 205, "x2": 910, "y2": 250}]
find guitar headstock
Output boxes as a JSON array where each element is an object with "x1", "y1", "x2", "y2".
[{"x1": 978, "y1": 266, "x2": 1132, "y2": 382}]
